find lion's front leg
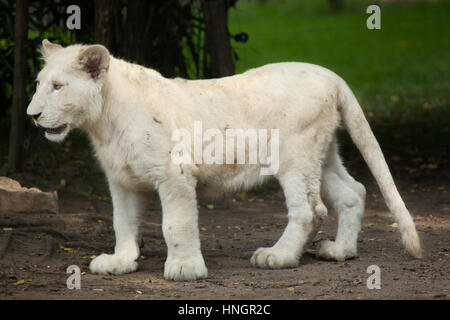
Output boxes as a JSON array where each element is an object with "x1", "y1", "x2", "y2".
[
  {"x1": 90, "y1": 181, "x2": 145, "y2": 275},
  {"x1": 158, "y1": 176, "x2": 207, "y2": 281}
]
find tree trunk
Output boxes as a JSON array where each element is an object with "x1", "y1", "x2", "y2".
[
  {"x1": 203, "y1": 0, "x2": 234, "y2": 78},
  {"x1": 8, "y1": 0, "x2": 29, "y2": 172},
  {"x1": 120, "y1": 0, "x2": 154, "y2": 67},
  {"x1": 70, "y1": 0, "x2": 95, "y2": 44},
  {"x1": 94, "y1": 0, "x2": 119, "y2": 51}
]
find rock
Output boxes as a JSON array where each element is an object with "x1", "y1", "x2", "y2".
[{"x1": 0, "y1": 177, "x2": 59, "y2": 214}]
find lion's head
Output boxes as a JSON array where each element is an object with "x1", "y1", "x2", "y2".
[{"x1": 27, "y1": 39, "x2": 110, "y2": 142}]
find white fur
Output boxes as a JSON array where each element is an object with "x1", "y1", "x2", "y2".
[{"x1": 27, "y1": 41, "x2": 422, "y2": 281}]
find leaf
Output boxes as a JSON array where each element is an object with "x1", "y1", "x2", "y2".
[
  {"x1": 364, "y1": 223, "x2": 374, "y2": 228},
  {"x1": 63, "y1": 247, "x2": 76, "y2": 253},
  {"x1": 13, "y1": 280, "x2": 25, "y2": 286},
  {"x1": 145, "y1": 221, "x2": 162, "y2": 227},
  {"x1": 421, "y1": 164, "x2": 438, "y2": 169},
  {"x1": 287, "y1": 287, "x2": 295, "y2": 292},
  {"x1": 237, "y1": 192, "x2": 247, "y2": 200},
  {"x1": 206, "y1": 204, "x2": 214, "y2": 209},
  {"x1": 388, "y1": 222, "x2": 398, "y2": 228}
]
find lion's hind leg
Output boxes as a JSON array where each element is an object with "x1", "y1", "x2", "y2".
[
  {"x1": 317, "y1": 146, "x2": 366, "y2": 261},
  {"x1": 251, "y1": 173, "x2": 325, "y2": 268},
  {"x1": 251, "y1": 136, "x2": 328, "y2": 269}
]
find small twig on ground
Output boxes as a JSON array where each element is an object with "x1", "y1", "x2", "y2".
[
  {"x1": 0, "y1": 232, "x2": 13, "y2": 260},
  {"x1": 43, "y1": 235, "x2": 56, "y2": 258},
  {"x1": 0, "y1": 218, "x2": 60, "y2": 228},
  {"x1": 13, "y1": 227, "x2": 102, "y2": 244},
  {"x1": 13, "y1": 227, "x2": 73, "y2": 241},
  {"x1": 90, "y1": 214, "x2": 112, "y2": 224}
]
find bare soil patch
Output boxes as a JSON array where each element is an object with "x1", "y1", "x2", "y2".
[{"x1": 0, "y1": 176, "x2": 448, "y2": 300}]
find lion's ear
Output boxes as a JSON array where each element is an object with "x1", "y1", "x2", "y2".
[
  {"x1": 41, "y1": 39, "x2": 62, "y2": 58},
  {"x1": 76, "y1": 45, "x2": 110, "y2": 80}
]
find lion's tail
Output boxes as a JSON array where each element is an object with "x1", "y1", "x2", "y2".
[{"x1": 337, "y1": 79, "x2": 422, "y2": 258}]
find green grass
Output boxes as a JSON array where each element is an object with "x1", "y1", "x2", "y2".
[{"x1": 229, "y1": 0, "x2": 450, "y2": 124}]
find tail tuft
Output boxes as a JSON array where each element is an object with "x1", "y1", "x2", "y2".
[{"x1": 401, "y1": 223, "x2": 422, "y2": 259}]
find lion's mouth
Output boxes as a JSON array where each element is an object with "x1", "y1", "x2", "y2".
[{"x1": 44, "y1": 124, "x2": 68, "y2": 135}]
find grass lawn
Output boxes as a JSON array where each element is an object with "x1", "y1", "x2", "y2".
[{"x1": 228, "y1": 0, "x2": 449, "y2": 125}]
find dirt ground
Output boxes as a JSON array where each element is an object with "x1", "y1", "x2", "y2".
[{"x1": 0, "y1": 170, "x2": 449, "y2": 300}]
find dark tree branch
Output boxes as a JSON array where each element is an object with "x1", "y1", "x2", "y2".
[
  {"x1": 203, "y1": 0, "x2": 235, "y2": 78},
  {"x1": 8, "y1": 0, "x2": 29, "y2": 172}
]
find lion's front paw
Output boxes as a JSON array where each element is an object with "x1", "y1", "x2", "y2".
[
  {"x1": 89, "y1": 253, "x2": 138, "y2": 275},
  {"x1": 251, "y1": 247, "x2": 299, "y2": 269},
  {"x1": 316, "y1": 240, "x2": 356, "y2": 261},
  {"x1": 164, "y1": 255, "x2": 208, "y2": 281}
]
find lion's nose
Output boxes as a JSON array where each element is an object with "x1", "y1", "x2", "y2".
[{"x1": 29, "y1": 112, "x2": 42, "y2": 121}]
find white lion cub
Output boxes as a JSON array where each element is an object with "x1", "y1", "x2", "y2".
[{"x1": 27, "y1": 40, "x2": 421, "y2": 281}]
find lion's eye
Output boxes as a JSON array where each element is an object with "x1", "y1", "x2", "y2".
[{"x1": 53, "y1": 83, "x2": 63, "y2": 90}]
